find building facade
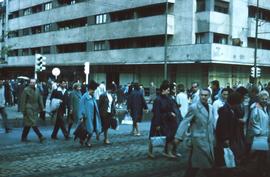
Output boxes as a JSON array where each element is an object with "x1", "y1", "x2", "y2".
[{"x1": 0, "y1": 0, "x2": 270, "y2": 88}]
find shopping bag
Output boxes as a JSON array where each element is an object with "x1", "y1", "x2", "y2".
[
  {"x1": 150, "y1": 130, "x2": 166, "y2": 147},
  {"x1": 150, "y1": 136, "x2": 166, "y2": 147},
  {"x1": 73, "y1": 121, "x2": 88, "y2": 142},
  {"x1": 121, "y1": 113, "x2": 133, "y2": 125},
  {"x1": 50, "y1": 98, "x2": 62, "y2": 112},
  {"x1": 251, "y1": 136, "x2": 269, "y2": 151},
  {"x1": 223, "y1": 148, "x2": 236, "y2": 168}
]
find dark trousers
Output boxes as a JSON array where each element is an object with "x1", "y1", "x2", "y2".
[
  {"x1": 0, "y1": 107, "x2": 9, "y2": 129},
  {"x1": 51, "y1": 113, "x2": 68, "y2": 138},
  {"x1": 21, "y1": 126, "x2": 43, "y2": 140}
]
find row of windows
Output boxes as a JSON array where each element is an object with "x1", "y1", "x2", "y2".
[
  {"x1": 9, "y1": 2, "x2": 53, "y2": 19},
  {"x1": 8, "y1": 3, "x2": 169, "y2": 38},
  {"x1": 249, "y1": 6, "x2": 270, "y2": 22},
  {"x1": 9, "y1": 0, "x2": 88, "y2": 19},
  {"x1": 197, "y1": 0, "x2": 229, "y2": 14},
  {"x1": 196, "y1": 32, "x2": 270, "y2": 50},
  {"x1": 8, "y1": 36, "x2": 165, "y2": 56}
]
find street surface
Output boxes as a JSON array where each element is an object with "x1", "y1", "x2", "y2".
[
  {"x1": 0, "y1": 123, "x2": 187, "y2": 177},
  {"x1": 0, "y1": 105, "x2": 268, "y2": 177}
]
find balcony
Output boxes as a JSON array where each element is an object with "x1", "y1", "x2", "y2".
[
  {"x1": 248, "y1": 0, "x2": 270, "y2": 10},
  {"x1": 196, "y1": 11, "x2": 230, "y2": 34},
  {"x1": 248, "y1": 18, "x2": 270, "y2": 40}
]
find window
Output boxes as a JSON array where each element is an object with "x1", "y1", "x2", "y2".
[
  {"x1": 42, "y1": 46, "x2": 51, "y2": 54},
  {"x1": 248, "y1": 38, "x2": 270, "y2": 50},
  {"x1": 249, "y1": 6, "x2": 270, "y2": 22},
  {"x1": 94, "y1": 41, "x2": 106, "y2": 51},
  {"x1": 57, "y1": 43, "x2": 86, "y2": 53},
  {"x1": 8, "y1": 50, "x2": 18, "y2": 57},
  {"x1": 32, "y1": 4, "x2": 42, "y2": 14},
  {"x1": 95, "y1": 14, "x2": 107, "y2": 24},
  {"x1": 23, "y1": 8, "x2": 31, "y2": 16},
  {"x1": 8, "y1": 11, "x2": 19, "y2": 19},
  {"x1": 8, "y1": 31, "x2": 19, "y2": 38},
  {"x1": 31, "y1": 47, "x2": 41, "y2": 55},
  {"x1": 197, "y1": 0, "x2": 206, "y2": 12},
  {"x1": 31, "y1": 26, "x2": 42, "y2": 34},
  {"x1": 44, "y1": 24, "x2": 52, "y2": 32},
  {"x1": 196, "y1": 33, "x2": 207, "y2": 44},
  {"x1": 22, "y1": 49, "x2": 30, "y2": 56},
  {"x1": 213, "y1": 33, "x2": 228, "y2": 44},
  {"x1": 22, "y1": 28, "x2": 30, "y2": 36},
  {"x1": 45, "y1": 2, "x2": 53, "y2": 11},
  {"x1": 214, "y1": 0, "x2": 229, "y2": 14}
]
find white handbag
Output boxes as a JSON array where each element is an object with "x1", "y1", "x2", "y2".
[{"x1": 50, "y1": 98, "x2": 62, "y2": 112}]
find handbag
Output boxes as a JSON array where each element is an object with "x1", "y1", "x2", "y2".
[
  {"x1": 110, "y1": 117, "x2": 119, "y2": 130},
  {"x1": 223, "y1": 148, "x2": 236, "y2": 168},
  {"x1": 150, "y1": 131, "x2": 166, "y2": 147},
  {"x1": 73, "y1": 121, "x2": 88, "y2": 142},
  {"x1": 251, "y1": 136, "x2": 269, "y2": 151}
]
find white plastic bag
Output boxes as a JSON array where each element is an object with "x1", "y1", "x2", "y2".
[
  {"x1": 150, "y1": 136, "x2": 166, "y2": 147},
  {"x1": 121, "y1": 113, "x2": 133, "y2": 125},
  {"x1": 50, "y1": 98, "x2": 62, "y2": 112},
  {"x1": 224, "y1": 148, "x2": 236, "y2": 168}
]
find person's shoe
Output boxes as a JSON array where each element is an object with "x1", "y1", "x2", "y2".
[
  {"x1": 162, "y1": 152, "x2": 177, "y2": 159},
  {"x1": 85, "y1": 142, "x2": 92, "y2": 148},
  {"x1": 135, "y1": 132, "x2": 141, "y2": 136},
  {"x1": 148, "y1": 152, "x2": 155, "y2": 159},
  {"x1": 39, "y1": 136, "x2": 46, "y2": 143},
  {"x1": 5, "y1": 128, "x2": 12, "y2": 133},
  {"x1": 104, "y1": 139, "x2": 111, "y2": 145},
  {"x1": 173, "y1": 153, "x2": 182, "y2": 158}
]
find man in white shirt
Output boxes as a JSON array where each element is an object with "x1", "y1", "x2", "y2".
[{"x1": 176, "y1": 84, "x2": 189, "y2": 118}]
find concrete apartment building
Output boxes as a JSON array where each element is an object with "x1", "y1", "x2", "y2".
[{"x1": 0, "y1": 0, "x2": 270, "y2": 88}]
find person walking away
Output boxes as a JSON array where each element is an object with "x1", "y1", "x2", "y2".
[
  {"x1": 127, "y1": 82, "x2": 148, "y2": 136},
  {"x1": 20, "y1": 79, "x2": 46, "y2": 143},
  {"x1": 175, "y1": 88, "x2": 215, "y2": 177},
  {"x1": 98, "y1": 83, "x2": 117, "y2": 144},
  {"x1": 67, "y1": 82, "x2": 82, "y2": 136},
  {"x1": 79, "y1": 80, "x2": 102, "y2": 147},
  {"x1": 50, "y1": 80, "x2": 70, "y2": 140},
  {"x1": 0, "y1": 80, "x2": 12, "y2": 133}
]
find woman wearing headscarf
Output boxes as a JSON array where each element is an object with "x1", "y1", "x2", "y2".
[{"x1": 249, "y1": 90, "x2": 269, "y2": 177}]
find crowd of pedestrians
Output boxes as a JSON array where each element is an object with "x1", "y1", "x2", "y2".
[
  {"x1": 147, "y1": 79, "x2": 270, "y2": 177},
  {"x1": 1, "y1": 77, "x2": 270, "y2": 177}
]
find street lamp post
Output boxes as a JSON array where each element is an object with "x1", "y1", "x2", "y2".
[
  {"x1": 164, "y1": 0, "x2": 168, "y2": 80},
  {"x1": 253, "y1": 0, "x2": 259, "y2": 85}
]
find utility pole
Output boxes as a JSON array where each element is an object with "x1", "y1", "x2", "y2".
[
  {"x1": 253, "y1": 0, "x2": 259, "y2": 85},
  {"x1": 164, "y1": 0, "x2": 168, "y2": 80}
]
